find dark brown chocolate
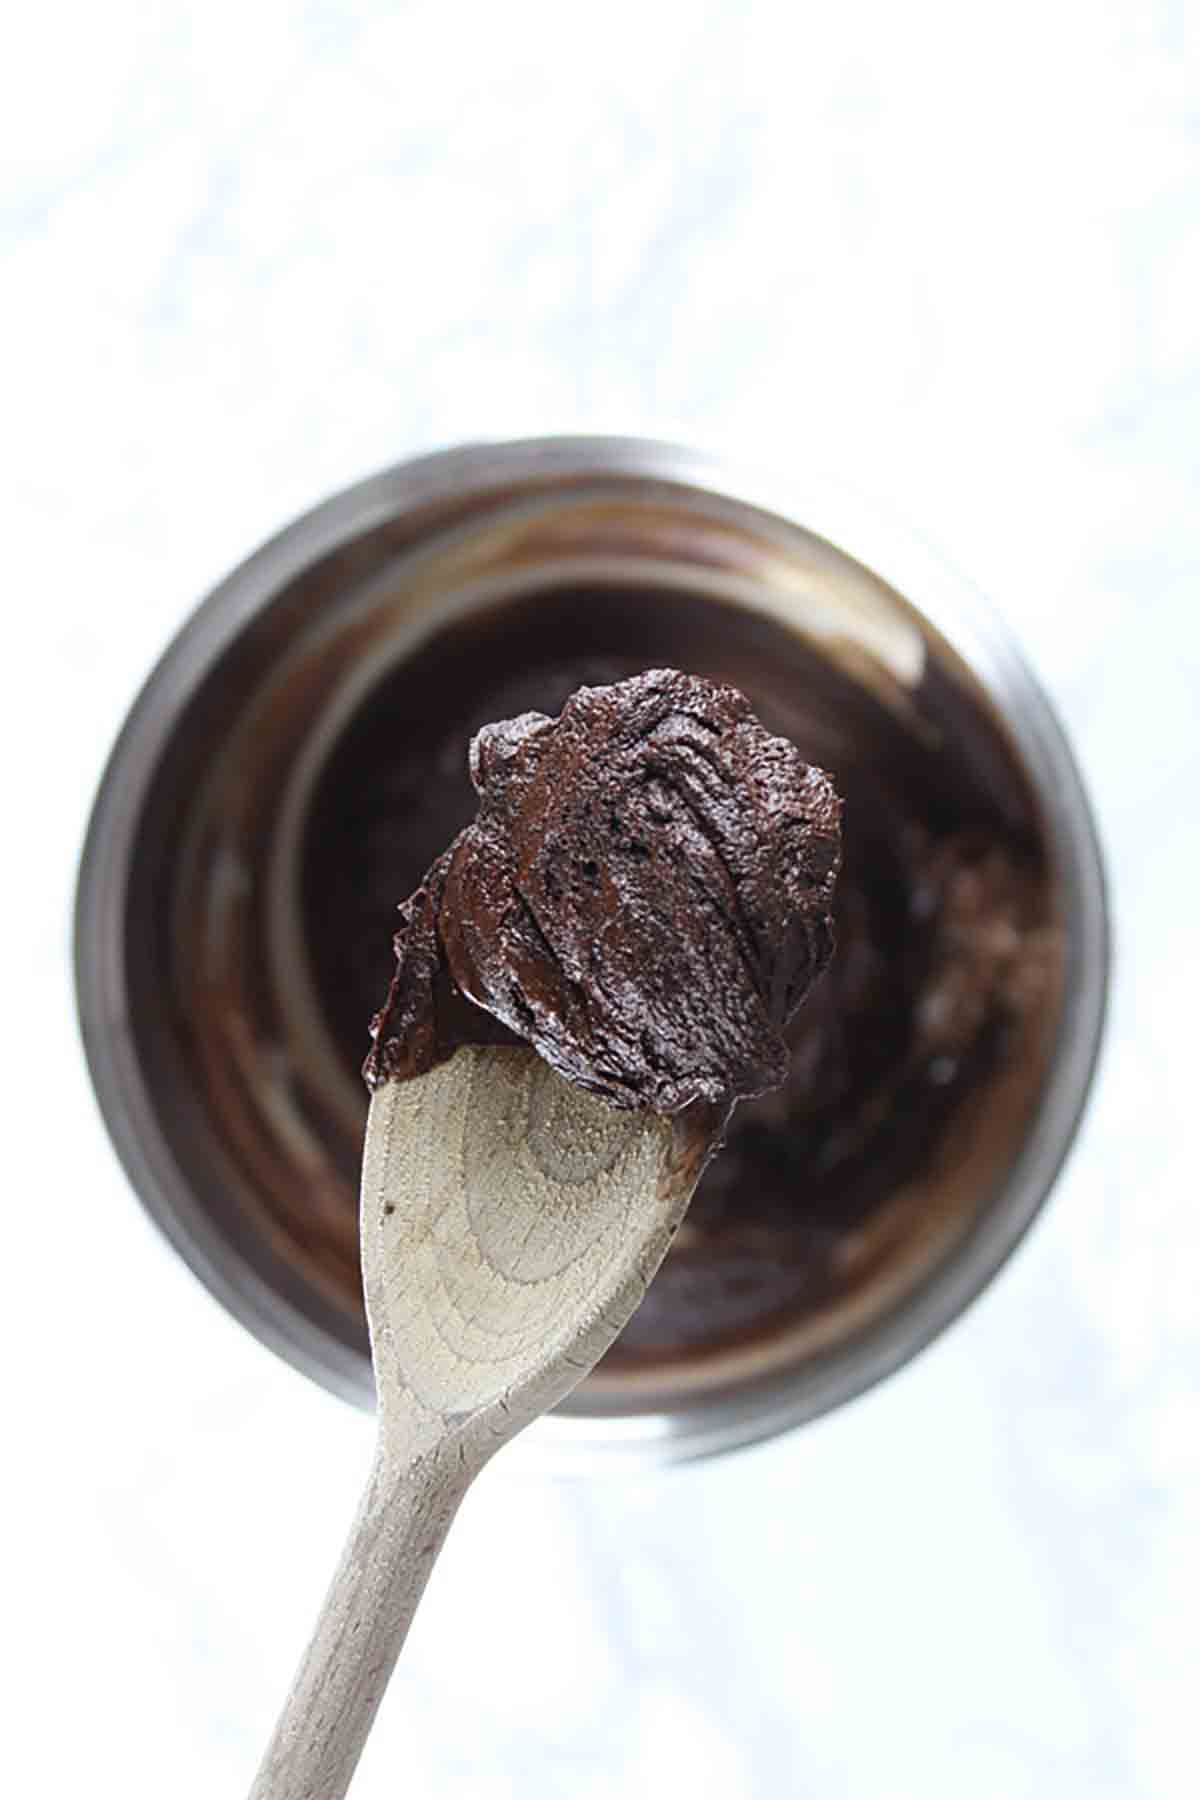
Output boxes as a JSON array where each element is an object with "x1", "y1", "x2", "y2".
[
  {"x1": 301, "y1": 584, "x2": 1061, "y2": 1362},
  {"x1": 364, "y1": 670, "x2": 842, "y2": 1113}
]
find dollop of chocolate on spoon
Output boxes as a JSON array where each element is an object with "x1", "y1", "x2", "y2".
[{"x1": 364, "y1": 669, "x2": 842, "y2": 1112}]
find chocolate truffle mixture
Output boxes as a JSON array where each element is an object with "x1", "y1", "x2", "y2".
[
  {"x1": 364, "y1": 669, "x2": 842, "y2": 1115},
  {"x1": 302, "y1": 585, "x2": 1058, "y2": 1361}
]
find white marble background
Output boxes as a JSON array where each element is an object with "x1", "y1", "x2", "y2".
[{"x1": 5, "y1": 2, "x2": 1198, "y2": 1794}]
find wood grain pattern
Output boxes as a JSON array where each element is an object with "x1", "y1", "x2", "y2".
[{"x1": 249, "y1": 1046, "x2": 713, "y2": 1800}]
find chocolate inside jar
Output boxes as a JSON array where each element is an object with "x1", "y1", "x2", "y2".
[{"x1": 299, "y1": 584, "x2": 1061, "y2": 1369}]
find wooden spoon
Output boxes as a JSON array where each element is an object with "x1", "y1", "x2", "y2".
[{"x1": 249, "y1": 1043, "x2": 716, "y2": 1800}]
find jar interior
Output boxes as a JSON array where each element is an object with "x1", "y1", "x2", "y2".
[{"x1": 128, "y1": 480, "x2": 1064, "y2": 1412}]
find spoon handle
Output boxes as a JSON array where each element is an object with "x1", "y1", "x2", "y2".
[{"x1": 248, "y1": 1437, "x2": 473, "y2": 1800}]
